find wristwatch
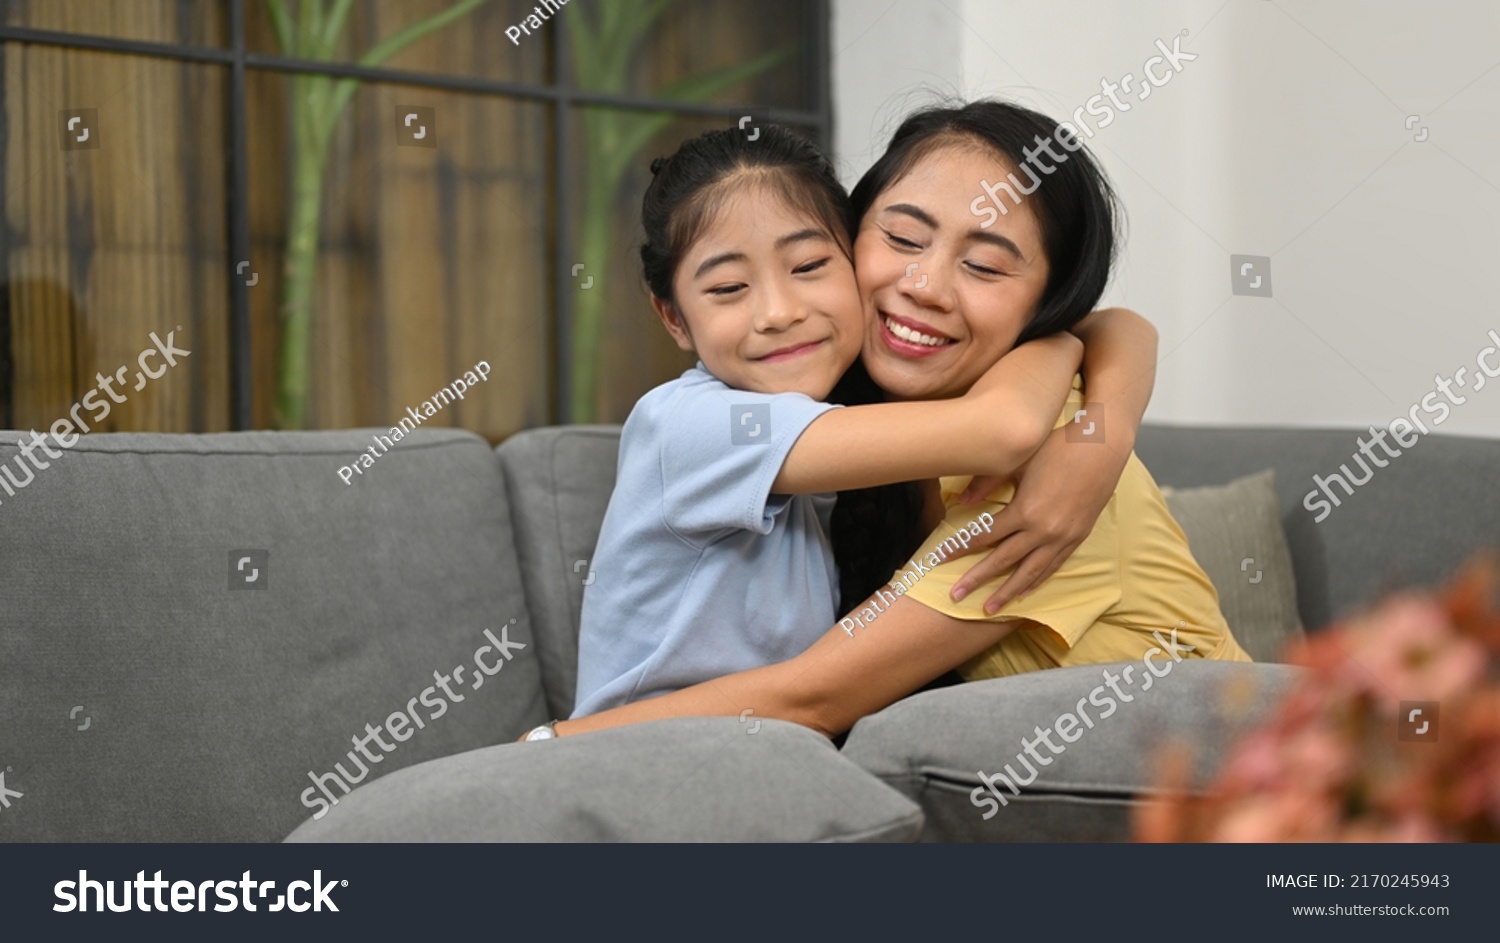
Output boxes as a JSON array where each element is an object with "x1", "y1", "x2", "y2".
[{"x1": 523, "y1": 721, "x2": 559, "y2": 741}]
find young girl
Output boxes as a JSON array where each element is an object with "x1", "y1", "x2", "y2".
[
  {"x1": 539, "y1": 100, "x2": 1251, "y2": 742},
  {"x1": 560, "y1": 124, "x2": 1085, "y2": 725}
]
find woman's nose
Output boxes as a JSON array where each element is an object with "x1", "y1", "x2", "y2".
[{"x1": 902, "y1": 261, "x2": 951, "y2": 310}]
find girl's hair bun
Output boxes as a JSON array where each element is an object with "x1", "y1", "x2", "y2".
[{"x1": 650, "y1": 156, "x2": 669, "y2": 176}]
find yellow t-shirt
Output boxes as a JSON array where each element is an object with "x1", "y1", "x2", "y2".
[{"x1": 895, "y1": 376, "x2": 1252, "y2": 679}]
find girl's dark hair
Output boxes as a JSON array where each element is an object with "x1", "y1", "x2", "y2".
[
  {"x1": 832, "y1": 99, "x2": 1120, "y2": 612},
  {"x1": 849, "y1": 98, "x2": 1119, "y2": 342},
  {"x1": 640, "y1": 124, "x2": 855, "y2": 304}
]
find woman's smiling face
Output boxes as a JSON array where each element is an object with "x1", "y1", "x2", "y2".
[{"x1": 854, "y1": 140, "x2": 1050, "y2": 401}]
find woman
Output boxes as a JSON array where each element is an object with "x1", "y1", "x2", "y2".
[{"x1": 534, "y1": 99, "x2": 1248, "y2": 741}]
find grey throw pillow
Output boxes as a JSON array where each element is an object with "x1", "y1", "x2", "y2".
[
  {"x1": 1160, "y1": 469, "x2": 1303, "y2": 662},
  {"x1": 284, "y1": 717, "x2": 924, "y2": 843}
]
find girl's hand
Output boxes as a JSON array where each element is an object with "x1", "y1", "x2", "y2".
[{"x1": 950, "y1": 427, "x2": 1131, "y2": 613}]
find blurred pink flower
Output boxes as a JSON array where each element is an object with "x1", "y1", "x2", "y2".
[
  {"x1": 1337, "y1": 596, "x2": 1487, "y2": 707},
  {"x1": 1137, "y1": 556, "x2": 1500, "y2": 844}
]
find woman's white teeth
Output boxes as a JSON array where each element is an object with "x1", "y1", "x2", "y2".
[{"x1": 885, "y1": 315, "x2": 949, "y2": 347}]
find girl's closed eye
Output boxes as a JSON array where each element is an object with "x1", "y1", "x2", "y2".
[{"x1": 792, "y1": 257, "x2": 830, "y2": 275}]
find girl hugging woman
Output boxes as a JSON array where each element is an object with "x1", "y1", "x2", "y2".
[{"x1": 520, "y1": 98, "x2": 1249, "y2": 745}]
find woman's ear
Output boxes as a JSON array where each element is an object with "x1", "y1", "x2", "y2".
[{"x1": 651, "y1": 294, "x2": 695, "y2": 353}]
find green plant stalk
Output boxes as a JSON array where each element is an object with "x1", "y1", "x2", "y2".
[
  {"x1": 275, "y1": 74, "x2": 336, "y2": 428},
  {"x1": 569, "y1": 138, "x2": 623, "y2": 421},
  {"x1": 269, "y1": 0, "x2": 488, "y2": 428},
  {"x1": 567, "y1": 36, "x2": 791, "y2": 420}
]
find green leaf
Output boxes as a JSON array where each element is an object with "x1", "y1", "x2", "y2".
[
  {"x1": 265, "y1": 0, "x2": 295, "y2": 55},
  {"x1": 319, "y1": 0, "x2": 355, "y2": 56},
  {"x1": 357, "y1": 0, "x2": 490, "y2": 70},
  {"x1": 656, "y1": 45, "x2": 791, "y2": 103},
  {"x1": 615, "y1": 0, "x2": 677, "y2": 54},
  {"x1": 596, "y1": 0, "x2": 676, "y2": 88},
  {"x1": 297, "y1": 0, "x2": 323, "y2": 59},
  {"x1": 597, "y1": 44, "x2": 794, "y2": 180},
  {"x1": 569, "y1": 5, "x2": 598, "y2": 83}
]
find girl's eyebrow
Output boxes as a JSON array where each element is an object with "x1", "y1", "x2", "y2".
[
  {"x1": 882, "y1": 202, "x2": 1027, "y2": 263},
  {"x1": 775, "y1": 227, "x2": 832, "y2": 249},
  {"x1": 693, "y1": 251, "x2": 745, "y2": 279},
  {"x1": 692, "y1": 228, "x2": 831, "y2": 279}
]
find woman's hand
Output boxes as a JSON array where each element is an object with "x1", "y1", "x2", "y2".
[
  {"x1": 950, "y1": 425, "x2": 1132, "y2": 612},
  {"x1": 948, "y1": 306, "x2": 1156, "y2": 613}
]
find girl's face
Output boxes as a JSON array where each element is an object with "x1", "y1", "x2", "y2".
[
  {"x1": 654, "y1": 183, "x2": 863, "y2": 400},
  {"x1": 854, "y1": 142, "x2": 1050, "y2": 401}
]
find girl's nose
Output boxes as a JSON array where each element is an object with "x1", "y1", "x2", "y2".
[{"x1": 755, "y1": 283, "x2": 809, "y2": 331}]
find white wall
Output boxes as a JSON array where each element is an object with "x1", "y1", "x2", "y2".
[{"x1": 831, "y1": 0, "x2": 1500, "y2": 437}]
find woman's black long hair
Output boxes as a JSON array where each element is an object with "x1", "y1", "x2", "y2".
[{"x1": 829, "y1": 99, "x2": 1121, "y2": 612}]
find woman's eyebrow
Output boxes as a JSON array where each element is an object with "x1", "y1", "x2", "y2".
[
  {"x1": 884, "y1": 202, "x2": 1026, "y2": 262},
  {"x1": 884, "y1": 203, "x2": 937, "y2": 228},
  {"x1": 971, "y1": 229, "x2": 1026, "y2": 263}
]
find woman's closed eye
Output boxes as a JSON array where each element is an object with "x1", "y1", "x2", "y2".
[
  {"x1": 965, "y1": 259, "x2": 1007, "y2": 277},
  {"x1": 792, "y1": 257, "x2": 831, "y2": 275},
  {"x1": 877, "y1": 226, "x2": 925, "y2": 251}
]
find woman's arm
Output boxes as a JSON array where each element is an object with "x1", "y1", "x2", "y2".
[
  {"x1": 771, "y1": 332, "x2": 1082, "y2": 494},
  {"x1": 949, "y1": 307, "x2": 1157, "y2": 612},
  {"x1": 555, "y1": 592, "x2": 1021, "y2": 740}
]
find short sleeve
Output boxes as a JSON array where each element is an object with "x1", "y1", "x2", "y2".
[
  {"x1": 894, "y1": 483, "x2": 1122, "y2": 651},
  {"x1": 655, "y1": 380, "x2": 838, "y2": 538}
]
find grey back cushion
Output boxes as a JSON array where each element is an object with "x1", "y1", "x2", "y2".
[
  {"x1": 0, "y1": 429, "x2": 548, "y2": 842},
  {"x1": 841, "y1": 661, "x2": 1302, "y2": 842},
  {"x1": 495, "y1": 426, "x2": 621, "y2": 720},
  {"x1": 285, "y1": 717, "x2": 923, "y2": 843},
  {"x1": 1136, "y1": 425, "x2": 1500, "y2": 629},
  {"x1": 1160, "y1": 470, "x2": 1303, "y2": 662}
]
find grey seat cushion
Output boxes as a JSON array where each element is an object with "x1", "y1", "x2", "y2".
[
  {"x1": 284, "y1": 717, "x2": 924, "y2": 842},
  {"x1": 1161, "y1": 470, "x2": 1303, "y2": 662},
  {"x1": 0, "y1": 428, "x2": 549, "y2": 842},
  {"x1": 495, "y1": 426, "x2": 621, "y2": 720},
  {"x1": 840, "y1": 661, "x2": 1301, "y2": 842}
]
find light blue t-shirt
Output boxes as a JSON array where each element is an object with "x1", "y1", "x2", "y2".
[{"x1": 570, "y1": 364, "x2": 841, "y2": 717}]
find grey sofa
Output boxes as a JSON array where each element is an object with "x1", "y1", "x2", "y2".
[{"x1": 2, "y1": 423, "x2": 1495, "y2": 842}]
